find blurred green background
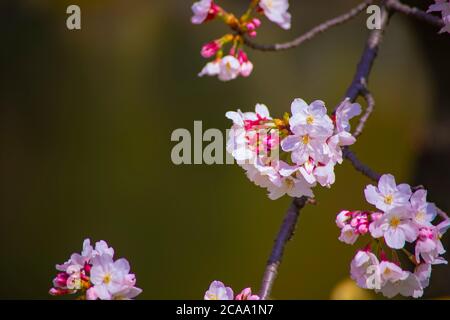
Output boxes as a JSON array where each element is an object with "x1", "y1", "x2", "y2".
[{"x1": 0, "y1": 0, "x2": 446, "y2": 299}]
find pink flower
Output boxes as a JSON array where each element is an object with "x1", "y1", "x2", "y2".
[
  {"x1": 334, "y1": 99, "x2": 362, "y2": 133},
  {"x1": 350, "y1": 250, "x2": 381, "y2": 290},
  {"x1": 218, "y1": 55, "x2": 241, "y2": 81},
  {"x1": 90, "y1": 255, "x2": 141, "y2": 300},
  {"x1": 235, "y1": 288, "x2": 260, "y2": 300},
  {"x1": 201, "y1": 41, "x2": 220, "y2": 58},
  {"x1": 259, "y1": 0, "x2": 291, "y2": 30},
  {"x1": 336, "y1": 210, "x2": 352, "y2": 228},
  {"x1": 369, "y1": 207, "x2": 418, "y2": 249},
  {"x1": 414, "y1": 263, "x2": 432, "y2": 289},
  {"x1": 238, "y1": 51, "x2": 253, "y2": 78},
  {"x1": 198, "y1": 60, "x2": 220, "y2": 78},
  {"x1": 339, "y1": 224, "x2": 359, "y2": 244},
  {"x1": 191, "y1": 0, "x2": 219, "y2": 24},
  {"x1": 50, "y1": 238, "x2": 141, "y2": 300},
  {"x1": 410, "y1": 189, "x2": 436, "y2": 227},
  {"x1": 204, "y1": 281, "x2": 234, "y2": 300},
  {"x1": 378, "y1": 272, "x2": 423, "y2": 298},
  {"x1": 364, "y1": 174, "x2": 412, "y2": 212},
  {"x1": 415, "y1": 220, "x2": 449, "y2": 264},
  {"x1": 379, "y1": 261, "x2": 408, "y2": 284}
]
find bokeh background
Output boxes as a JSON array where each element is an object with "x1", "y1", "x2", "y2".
[{"x1": 1, "y1": 0, "x2": 449, "y2": 299}]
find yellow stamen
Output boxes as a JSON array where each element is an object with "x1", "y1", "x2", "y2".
[
  {"x1": 103, "y1": 273, "x2": 111, "y2": 284},
  {"x1": 384, "y1": 194, "x2": 393, "y2": 205},
  {"x1": 301, "y1": 135, "x2": 310, "y2": 145},
  {"x1": 389, "y1": 216, "x2": 400, "y2": 228},
  {"x1": 306, "y1": 115, "x2": 314, "y2": 125}
]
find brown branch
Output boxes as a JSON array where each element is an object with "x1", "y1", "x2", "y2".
[
  {"x1": 259, "y1": 196, "x2": 309, "y2": 300},
  {"x1": 386, "y1": 0, "x2": 445, "y2": 29},
  {"x1": 243, "y1": 0, "x2": 373, "y2": 52},
  {"x1": 353, "y1": 86, "x2": 375, "y2": 138}
]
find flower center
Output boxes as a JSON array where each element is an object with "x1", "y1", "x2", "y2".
[
  {"x1": 208, "y1": 293, "x2": 218, "y2": 300},
  {"x1": 301, "y1": 134, "x2": 310, "y2": 145},
  {"x1": 285, "y1": 178, "x2": 294, "y2": 189},
  {"x1": 226, "y1": 62, "x2": 232, "y2": 72},
  {"x1": 384, "y1": 194, "x2": 393, "y2": 205},
  {"x1": 416, "y1": 211, "x2": 425, "y2": 222},
  {"x1": 306, "y1": 115, "x2": 314, "y2": 125},
  {"x1": 389, "y1": 216, "x2": 401, "y2": 228},
  {"x1": 103, "y1": 273, "x2": 112, "y2": 284}
]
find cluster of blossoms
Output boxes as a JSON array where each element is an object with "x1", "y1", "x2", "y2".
[
  {"x1": 49, "y1": 239, "x2": 142, "y2": 300},
  {"x1": 428, "y1": 0, "x2": 450, "y2": 34},
  {"x1": 204, "y1": 281, "x2": 260, "y2": 300},
  {"x1": 191, "y1": 0, "x2": 291, "y2": 81},
  {"x1": 336, "y1": 174, "x2": 449, "y2": 298},
  {"x1": 226, "y1": 98, "x2": 361, "y2": 200}
]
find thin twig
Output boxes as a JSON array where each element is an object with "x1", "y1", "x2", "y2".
[
  {"x1": 354, "y1": 86, "x2": 375, "y2": 138},
  {"x1": 259, "y1": 196, "x2": 309, "y2": 300},
  {"x1": 386, "y1": 0, "x2": 445, "y2": 28},
  {"x1": 244, "y1": 0, "x2": 373, "y2": 52}
]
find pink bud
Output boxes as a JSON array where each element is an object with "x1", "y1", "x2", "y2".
[
  {"x1": 49, "y1": 287, "x2": 71, "y2": 296},
  {"x1": 205, "y1": 3, "x2": 220, "y2": 22},
  {"x1": 248, "y1": 31, "x2": 257, "y2": 38},
  {"x1": 252, "y1": 18, "x2": 261, "y2": 28},
  {"x1": 237, "y1": 50, "x2": 249, "y2": 64},
  {"x1": 371, "y1": 212, "x2": 383, "y2": 221},
  {"x1": 418, "y1": 228, "x2": 434, "y2": 241},
  {"x1": 201, "y1": 41, "x2": 220, "y2": 58},
  {"x1": 53, "y1": 273, "x2": 69, "y2": 288},
  {"x1": 84, "y1": 262, "x2": 92, "y2": 274},
  {"x1": 246, "y1": 22, "x2": 256, "y2": 31}
]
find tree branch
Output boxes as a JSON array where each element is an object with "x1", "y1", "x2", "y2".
[
  {"x1": 259, "y1": 196, "x2": 309, "y2": 300},
  {"x1": 243, "y1": 0, "x2": 373, "y2": 52},
  {"x1": 386, "y1": 0, "x2": 445, "y2": 29},
  {"x1": 354, "y1": 86, "x2": 375, "y2": 138}
]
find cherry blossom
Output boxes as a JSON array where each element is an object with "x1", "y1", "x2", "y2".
[
  {"x1": 337, "y1": 175, "x2": 448, "y2": 298},
  {"x1": 191, "y1": 0, "x2": 219, "y2": 24},
  {"x1": 364, "y1": 174, "x2": 412, "y2": 212},
  {"x1": 49, "y1": 239, "x2": 141, "y2": 300},
  {"x1": 235, "y1": 288, "x2": 260, "y2": 300},
  {"x1": 350, "y1": 250, "x2": 381, "y2": 290},
  {"x1": 198, "y1": 60, "x2": 220, "y2": 78},
  {"x1": 226, "y1": 98, "x2": 357, "y2": 199},
  {"x1": 204, "y1": 281, "x2": 234, "y2": 300},
  {"x1": 259, "y1": 0, "x2": 291, "y2": 30},
  {"x1": 369, "y1": 207, "x2": 418, "y2": 249},
  {"x1": 410, "y1": 189, "x2": 437, "y2": 227},
  {"x1": 204, "y1": 281, "x2": 260, "y2": 300},
  {"x1": 415, "y1": 220, "x2": 450, "y2": 265}
]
